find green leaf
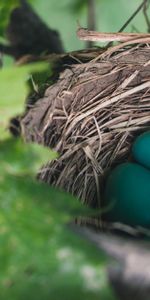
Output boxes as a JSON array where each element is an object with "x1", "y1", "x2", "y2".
[
  {"x1": 0, "y1": 173, "x2": 116, "y2": 300},
  {"x1": 0, "y1": 137, "x2": 106, "y2": 217},
  {"x1": 0, "y1": 138, "x2": 57, "y2": 176},
  {"x1": 0, "y1": 226, "x2": 115, "y2": 300},
  {"x1": 0, "y1": 62, "x2": 49, "y2": 138},
  {"x1": 0, "y1": 136, "x2": 116, "y2": 299},
  {"x1": 0, "y1": 138, "x2": 95, "y2": 218},
  {"x1": 0, "y1": 0, "x2": 20, "y2": 36}
]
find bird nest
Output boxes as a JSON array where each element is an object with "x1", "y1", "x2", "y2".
[{"x1": 21, "y1": 43, "x2": 150, "y2": 228}]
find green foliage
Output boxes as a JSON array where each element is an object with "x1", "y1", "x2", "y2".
[
  {"x1": 0, "y1": 1, "x2": 119, "y2": 299},
  {"x1": 0, "y1": 137, "x2": 116, "y2": 300},
  {"x1": 0, "y1": 62, "x2": 48, "y2": 138},
  {"x1": 0, "y1": 0, "x2": 19, "y2": 36},
  {"x1": 0, "y1": 138, "x2": 57, "y2": 175}
]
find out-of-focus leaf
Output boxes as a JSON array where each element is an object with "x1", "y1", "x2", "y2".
[
  {"x1": 0, "y1": 62, "x2": 49, "y2": 138},
  {"x1": 0, "y1": 138, "x2": 109, "y2": 217},
  {"x1": 0, "y1": 0, "x2": 20, "y2": 36},
  {"x1": 0, "y1": 226, "x2": 115, "y2": 300},
  {"x1": 0, "y1": 135, "x2": 116, "y2": 299},
  {"x1": 0, "y1": 138, "x2": 57, "y2": 175},
  {"x1": 0, "y1": 172, "x2": 116, "y2": 300},
  {"x1": 0, "y1": 137, "x2": 99, "y2": 218},
  {"x1": 0, "y1": 142, "x2": 96, "y2": 222}
]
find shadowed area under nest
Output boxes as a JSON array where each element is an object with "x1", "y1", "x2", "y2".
[{"x1": 21, "y1": 44, "x2": 150, "y2": 225}]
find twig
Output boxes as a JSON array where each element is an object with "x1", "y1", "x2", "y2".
[
  {"x1": 118, "y1": 0, "x2": 148, "y2": 32},
  {"x1": 143, "y1": 0, "x2": 150, "y2": 32},
  {"x1": 77, "y1": 0, "x2": 149, "y2": 46},
  {"x1": 77, "y1": 28, "x2": 150, "y2": 42},
  {"x1": 106, "y1": 0, "x2": 148, "y2": 47}
]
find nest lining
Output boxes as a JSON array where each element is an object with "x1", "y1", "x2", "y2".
[{"x1": 21, "y1": 44, "x2": 150, "y2": 225}]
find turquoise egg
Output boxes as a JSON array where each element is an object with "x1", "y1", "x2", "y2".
[
  {"x1": 132, "y1": 131, "x2": 150, "y2": 169},
  {"x1": 104, "y1": 162, "x2": 150, "y2": 228}
]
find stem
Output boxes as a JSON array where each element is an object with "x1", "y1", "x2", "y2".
[
  {"x1": 87, "y1": 0, "x2": 96, "y2": 48},
  {"x1": 118, "y1": 0, "x2": 148, "y2": 32}
]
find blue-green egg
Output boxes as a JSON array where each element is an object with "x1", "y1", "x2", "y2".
[
  {"x1": 104, "y1": 162, "x2": 150, "y2": 228},
  {"x1": 132, "y1": 131, "x2": 150, "y2": 169}
]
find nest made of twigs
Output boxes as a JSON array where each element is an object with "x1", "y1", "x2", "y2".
[{"x1": 21, "y1": 43, "x2": 150, "y2": 227}]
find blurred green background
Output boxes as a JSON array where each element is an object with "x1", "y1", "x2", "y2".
[{"x1": 32, "y1": 0, "x2": 148, "y2": 51}]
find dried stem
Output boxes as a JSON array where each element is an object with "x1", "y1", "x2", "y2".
[{"x1": 77, "y1": 28, "x2": 150, "y2": 42}]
